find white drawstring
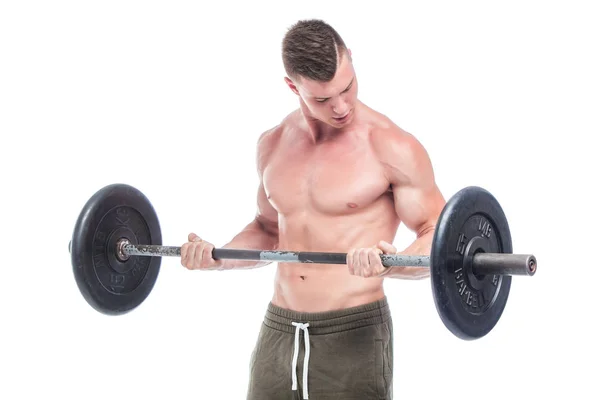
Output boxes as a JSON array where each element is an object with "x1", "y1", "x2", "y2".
[{"x1": 291, "y1": 322, "x2": 310, "y2": 399}]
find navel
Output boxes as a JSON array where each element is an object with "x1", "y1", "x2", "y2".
[{"x1": 347, "y1": 202, "x2": 358, "y2": 208}]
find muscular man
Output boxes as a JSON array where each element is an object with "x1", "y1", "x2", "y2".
[{"x1": 181, "y1": 19, "x2": 446, "y2": 399}]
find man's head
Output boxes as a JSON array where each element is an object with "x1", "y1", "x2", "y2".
[{"x1": 282, "y1": 19, "x2": 358, "y2": 128}]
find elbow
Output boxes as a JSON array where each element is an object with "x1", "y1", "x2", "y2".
[
  {"x1": 416, "y1": 223, "x2": 436, "y2": 239},
  {"x1": 257, "y1": 218, "x2": 278, "y2": 237},
  {"x1": 254, "y1": 216, "x2": 279, "y2": 249}
]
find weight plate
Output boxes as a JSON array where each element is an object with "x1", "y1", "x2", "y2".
[
  {"x1": 70, "y1": 184, "x2": 162, "y2": 315},
  {"x1": 431, "y1": 186, "x2": 512, "y2": 340}
]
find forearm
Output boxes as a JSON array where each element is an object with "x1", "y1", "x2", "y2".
[
  {"x1": 383, "y1": 229, "x2": 435, "y2": 280},
  {"x1": 219, "y1": 219, "x2": 278, "y2": 270}
]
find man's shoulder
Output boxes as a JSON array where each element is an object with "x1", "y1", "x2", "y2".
[
  {"x1": 361, "y1": 107, "x2": 430, "y2": 174},
  {"x1": 363, "y1": 108, "x2": 417, "y2": 152},
  {"x1": 258, "y1": 110, "x2": 299, "y2": 142},
  {"x1": 255, "y1": 110, "x2": 300, "y2": 171}
]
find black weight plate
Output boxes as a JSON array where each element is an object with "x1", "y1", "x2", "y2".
[
  {"x1": 431, "y1": 186, "x2": 512, "y2": 340},
  {"x1": 71, "y1": 184, "x2": 162, "y2": 315}
]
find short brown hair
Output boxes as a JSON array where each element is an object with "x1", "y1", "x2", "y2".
[{"x1": 282, "y1": 19, "x2": 347, "y2": 82}]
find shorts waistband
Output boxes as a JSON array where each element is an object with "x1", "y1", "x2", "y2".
[{"x1": 263, "y1": 296, "x2": 390, "y2": 335}]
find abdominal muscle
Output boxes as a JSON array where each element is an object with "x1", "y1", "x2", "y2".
[
  {"x1": 272, "y1": 265, "x2": 385, "y2": 312},
  {"x1": 270, "y1": 198, "x2": 399, "y2": 312}
]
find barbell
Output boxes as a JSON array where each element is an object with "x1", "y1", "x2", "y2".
[{"x1": 69, "y1": 183, "x2": 537, "y2": 340}]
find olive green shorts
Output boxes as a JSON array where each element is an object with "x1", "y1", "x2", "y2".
[{"x1": 246, "y1": 296, "x2": 393, "y2": 400}]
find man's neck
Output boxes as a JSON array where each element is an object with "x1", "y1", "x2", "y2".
[{"x1": 299, "y1": 102, "x2": 361, "y2": 144}]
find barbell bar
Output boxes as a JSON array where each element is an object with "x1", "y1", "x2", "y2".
[{"x1": 115, "y1": 240, "x2": 536, "y2": 276}]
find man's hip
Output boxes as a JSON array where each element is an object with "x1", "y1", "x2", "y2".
[{"x1": 247, "y1": 296, "x2": 394, "y2": 400}]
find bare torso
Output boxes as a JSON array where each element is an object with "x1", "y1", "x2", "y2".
[{"x1": 262, "y1": 103, "x2": 401, "y2": 312}]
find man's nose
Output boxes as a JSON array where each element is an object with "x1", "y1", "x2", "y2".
[{"x1": 332, "y1": 98, "x2": 348, "y2": 115}]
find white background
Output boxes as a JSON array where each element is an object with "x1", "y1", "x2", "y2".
[{"x1": 1, "y1": 1, "x2": 598, "y2": 399}]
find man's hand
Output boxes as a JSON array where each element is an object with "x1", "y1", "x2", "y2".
[
  {"x1": 347, "y1": 241, "x2": 398, "y2": 278},
  {"x1": 181, "y1": 233, "x2": 225, "y2": 270}
]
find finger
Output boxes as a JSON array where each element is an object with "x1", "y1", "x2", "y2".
[
  {"x1": 186, "y1": 241, "x2": 198, "y2": 269},
  {"x1": 347, "y1": 249, "x2": 355, "y2": 275},
  {"x1": 352, "y1": 249, "x2": 362, "y2": 276},
  {"x1": 202, "y1": 243, "x2": 214, "y2": 268},
  {"x1": 368, "y1": 249, "x2": 384, "y2": 276},
  {"x1": 188, "y1": 232, "x2": 199, "y2": 242},
  {"x1": 359, "y1": 249, "x2": 370, "y2": 277},
  {"x1": 181, "y1": 243, "x2": 189, "y2": 268},
  {"x1": 352, "y1": 249, "x2": 361, "y2": 276},
  {"x1": 189, "y1": 244, "x2": 199, "y2": 269},
  {"x1": 194, "y1": 242, "x2": 206, "y2": 269},
  {"x1": 367, "y1": 249, "x2": 378, "y2": 276}
]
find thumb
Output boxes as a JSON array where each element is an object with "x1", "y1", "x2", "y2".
[
  {"x1": 378, "y1": 241, "x2": 397, "y2": 254},
  {"x1": 188, "y1": 233, "x2": 202, "y2": 242}
]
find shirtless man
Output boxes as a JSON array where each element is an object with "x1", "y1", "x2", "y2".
[{"x1": 181, "y1": 19, "x2": 446, "y2": 399}]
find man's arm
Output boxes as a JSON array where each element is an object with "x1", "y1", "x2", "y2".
[
  {"x1": 219, "y1": 181, "x2": 279, "y2": 269},
  {"x1": 375, "y1": 125, "x2": 446, "y2": 279},
  {"x1": 181, "y1": 127, "x2": 280, "y2": 271},
  {"x1": 219, "y1": 127, "x2": 281, "y2": 270}
]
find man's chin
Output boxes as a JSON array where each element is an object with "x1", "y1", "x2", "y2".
[{"x1": 331, "y1": 111, "x2": 353, "y2": 126}]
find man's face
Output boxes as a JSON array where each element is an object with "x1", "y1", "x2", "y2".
[{"x1": 286, "y1": 52, "x2": 358, "y2": 128}]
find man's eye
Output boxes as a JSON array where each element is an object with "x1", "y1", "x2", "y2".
[{"x1": 316, "y1": 98, "x2": 328, "y2": 103}]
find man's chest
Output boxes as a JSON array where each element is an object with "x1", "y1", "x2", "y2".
[{"x1": 262, "y1": 140, "x2": 391, "y2": 215}]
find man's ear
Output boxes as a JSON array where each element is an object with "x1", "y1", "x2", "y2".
[{"x1": 284, "y1": 77, "x2": 300, "y2": 95}]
